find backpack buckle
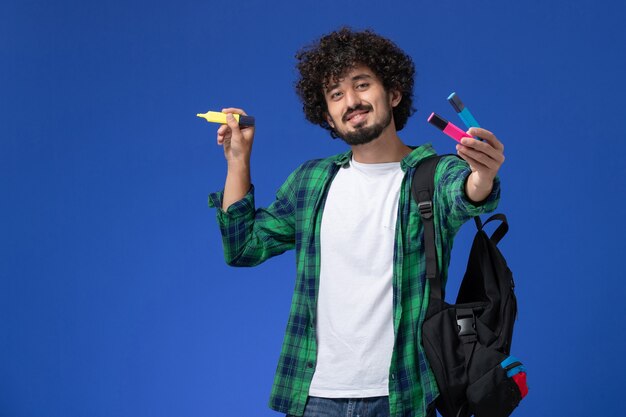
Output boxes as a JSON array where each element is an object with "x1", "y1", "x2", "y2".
[
  {"x1": 456, "y1": 312, "x2": 476, "y2": 336},
  {"x1": 418, "y1": 201, "x2": 433, "y2": 219}
]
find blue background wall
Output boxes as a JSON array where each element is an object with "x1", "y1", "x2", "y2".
[{"x1": 2, "y1": 0, "x2": 625, "y2": 416}]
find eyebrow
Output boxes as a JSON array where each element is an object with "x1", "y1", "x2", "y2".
[{"x1": 325, "y1": 73, "x2": 373, "y2": 93}]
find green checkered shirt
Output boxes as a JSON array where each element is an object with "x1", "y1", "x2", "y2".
[{"x1": 208, "y1": 144, "x2": 500, "y2": 417}]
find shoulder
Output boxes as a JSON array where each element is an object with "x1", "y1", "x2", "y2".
[
  {"x1": 413, "y1": 153, "x2": 467, "y2": 177},
  {"x1": 278, "y1": 152, "x2": 344, "y2": 192},
  {"x1": 298, "y1": 157, "x2": 333, "y2": 171},
  {"x1": 433, "y1": 154, "x2": 471, "y2": 188},
  {"x1": 435, "y1": 154, "x2": 469, "y2": 174},
  {"x1": 291, "y1": 151, "x2": 347, "y2": 177},
  {"x1": 435, "y1": 154, "x2": 465, "y2": 168}
]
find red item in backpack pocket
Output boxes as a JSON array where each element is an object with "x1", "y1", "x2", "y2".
[{"x1": 512, "y1": 372, "x2": 528, "y2": 398}]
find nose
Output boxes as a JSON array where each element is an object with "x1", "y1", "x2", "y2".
[{"x1": 344, "y1": 88, "x2": 361, "y2": 109}]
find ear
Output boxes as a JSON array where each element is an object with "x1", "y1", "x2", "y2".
[
  {"x1": 325, "y1": 113, "x2": 335, "y2": 129},
  {"x1": 389, "y1": 89, "x2": 402, "y2": 108}
]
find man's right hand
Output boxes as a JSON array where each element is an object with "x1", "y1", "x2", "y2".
[
  {"x1": 217, "y1": 107, "x2": 255, "y2": 164},
  {"x1": 217, "y1": 107, "x2": 254, "y2": 211}
]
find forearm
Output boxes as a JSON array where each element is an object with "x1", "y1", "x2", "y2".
[
  {"x1": 216, "y1": 108, "x2": 254, "y2": 211},
  {"x1": 434, "y1": 156, "x2": 500, "y2": 236},
  {"x1": 209, "y1": 179, "x2": 297, "y2": 267},
  {"x1": 465, "y1": 171, "x2": 494, "y2": 204},
  {"x1": 222, "y1": 160, "x2": 251, "y2": 211}
]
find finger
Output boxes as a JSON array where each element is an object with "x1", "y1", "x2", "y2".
[
  {"x1": 467, "y1": 127, "x2": 504, "y2": 152},
  {"x1": 225, "y1": 113, "x2": 242, "y2": 135},
  {"x1": 467, "y1": 127, "x2": 493, "y2": 141},
  {"x1": 459, "y1": 136, "x2": 504, "y2": 164},
  {"x1": 456, "y1": 143, "x2": 501, "y2": 170},
  {"x1": 217, "y1": 124, "x2": 229, "y2": 143},
  {"x1": 217, "y1": 125, "x2": 231, "y2": 136},
  {"x1": 217, "y1": 124, "x2": 229, "y2": 136},
  {"x1": 457, "y1": 148, "x2": 490, "y2": 171},
  {"x1": 221, "y1": 107, "x2": 248, "y2": 116}
]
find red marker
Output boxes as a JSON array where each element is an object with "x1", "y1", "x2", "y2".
[{"x1": 427, "y1": 112, "x2": 473, "y2": 143}]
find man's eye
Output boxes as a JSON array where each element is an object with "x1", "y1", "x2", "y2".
[
  {"x1": 356, "y1": 83, "x2": 369, "y2": 90},
  {"x1": 330, "y1": 91, "x2": 343, "y2": 100}
]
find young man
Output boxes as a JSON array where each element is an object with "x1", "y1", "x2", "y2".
[{"x1": 208, "y1": 28, "x2": 504, "y2": 417}]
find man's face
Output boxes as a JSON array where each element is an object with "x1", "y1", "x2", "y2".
[{"x1": 324, "y1": 65, "x2": 401, "y2": 146}]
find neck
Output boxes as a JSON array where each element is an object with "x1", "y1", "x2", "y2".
[{"x1": 350, "y1": 127, "x2": 412, "y2": 164}]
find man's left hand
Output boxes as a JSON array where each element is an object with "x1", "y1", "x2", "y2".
[{"x1": 456, "y1": 127, "x2": 505, "y2": 202}]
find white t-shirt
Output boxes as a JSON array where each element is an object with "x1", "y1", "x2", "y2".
[{"x1": 308, "y1": 158, "x2": 405, "y2": 398}]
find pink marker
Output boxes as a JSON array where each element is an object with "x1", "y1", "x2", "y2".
[{"x1": 427, "y1": 112, "x2": 473, "y2": 143}]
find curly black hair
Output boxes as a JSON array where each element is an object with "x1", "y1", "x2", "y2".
[{"x1": 295, "y1": 27, "x2": 416, "y2": 138}]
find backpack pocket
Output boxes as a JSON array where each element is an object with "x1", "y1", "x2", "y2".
[{"x1": 466, "y1": 355, "x2": 527, "y2": 417}]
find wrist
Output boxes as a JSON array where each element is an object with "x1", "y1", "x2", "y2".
[
  {"x1": 227, "y1": 157, "x2": 251, "y2": 172},
  {"x1": 469, "y1": 172, "x2": 495, "y2": 190},
  {"x1": 466, "y1": 173, "x2": 494, "y2": 203}
]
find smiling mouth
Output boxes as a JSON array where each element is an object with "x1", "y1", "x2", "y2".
[
  {"x1": 348, "y1": 112, "x2": 369, "y2": 125},
  {"x1": 344, "y1": 110, "x2": 370, "y2": 125}
]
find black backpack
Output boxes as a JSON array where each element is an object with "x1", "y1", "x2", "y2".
[{"x1": 412, "y1": 155, "x2": 528, "y2": 417}]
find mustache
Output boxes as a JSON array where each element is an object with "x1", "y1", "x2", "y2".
[{"x1": 342, "y1": 104, "x2": 373, "y2": 123}]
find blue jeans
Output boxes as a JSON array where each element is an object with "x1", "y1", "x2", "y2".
[{"x1": 287, "y1": 396, "x2": 390, "y2": 417}]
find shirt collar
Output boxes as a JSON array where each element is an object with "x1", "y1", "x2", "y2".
[{"x1": 332, "y1": 143, "x2": 437, "y2": 172}]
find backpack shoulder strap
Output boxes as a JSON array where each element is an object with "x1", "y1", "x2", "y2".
[{"x1": 412, "y1": 155, "x2": 445, "y2": 301}]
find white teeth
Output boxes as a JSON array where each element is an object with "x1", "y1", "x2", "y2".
[{"x1": 350, "y1": 112, "x2": 367, "y2": 123}]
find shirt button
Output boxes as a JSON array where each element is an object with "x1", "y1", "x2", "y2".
[
  {"x1": 391, "y1": 373, "x2": 396, "y2": 380},
  {"x1": 307, "y1": 362, "x2": 314, "y2": 369}
]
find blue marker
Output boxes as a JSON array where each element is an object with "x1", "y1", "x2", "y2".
[
  {"x1": 448, "y1": 92, "x2": 483, "y2": 141},
  {"x1": 448, "y1": 92, "x2": 480, "y2": 129}
]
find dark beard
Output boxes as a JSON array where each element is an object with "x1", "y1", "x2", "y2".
[{"x1": 334, "y1": 107, "x2": 393, "y2": 146}]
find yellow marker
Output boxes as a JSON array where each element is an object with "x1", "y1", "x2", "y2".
[{"x1": 196, "y1": 111, "x2": 255, "y2": 127}]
